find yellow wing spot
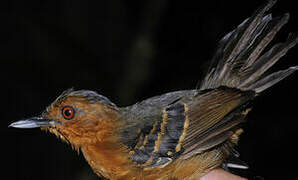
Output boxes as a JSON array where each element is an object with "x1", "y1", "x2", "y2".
[
  {"x1": 156, "y1": 157, "x2": 162, "y2": 164},
  {"x1": 143, "y1": 156, "x2": 153, "y2": 167},
  {"x1": 129, "y1": 150, "x2": 135, "y2": 155},
  {"x1": 139, "y1": 136, "x2": 148, "y2": 150},
  {"x1": 230, "y1": 128, "x2": 244, "y2": 144},
  {"x1": 138, "y1": 119, "x2": 159, "y2": 150},
  {"x1": 134, "y1": 133, "x2": 144, "y2": 149},
  {"x1": 175, "y1": 103, "x2": 189, "y2": 152},
  {"x1": 149, "y1": 119, "x2": 159, "y2": 135},
  {"x1": 153, "y1": 109, "x2": 168, "y2": 153},
  {"x1": 242, "y1": 108, "x2": 252, "y2": 115}
]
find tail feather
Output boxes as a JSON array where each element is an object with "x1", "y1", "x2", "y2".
[
  {"x1": 240, "y1": 13, "x2": 289, "y2": 70},
  {"x1": 239, "y1": 33, "x2": 298, "y2": 89},
  {"x1": 200, "y1": 0, "x2": 298, "y2": 93},
  {"x1": 245, "y1": 66, "x2": 298, "y2": 93}
]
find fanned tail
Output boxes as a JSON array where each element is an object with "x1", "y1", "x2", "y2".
[{"x1": 200, "y1": 0, "x2": 298, "y2": 93}]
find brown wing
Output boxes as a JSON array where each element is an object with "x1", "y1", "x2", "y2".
[
  {"x1": 127, "y1": 87, "x2": 254, "y2": 169},
  {"x1": 179, "y1": 87, "x2": 255, "y2": 159}
]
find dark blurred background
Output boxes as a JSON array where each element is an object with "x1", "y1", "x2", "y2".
[{"x1": 3, "y1": 0, "x2": 298, "y2": 179}]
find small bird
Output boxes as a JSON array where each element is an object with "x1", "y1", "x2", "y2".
[{"x1": 10, "y1": 1, "x2": 298, "y2": 179}]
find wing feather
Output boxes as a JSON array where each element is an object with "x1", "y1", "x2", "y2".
[
  {"x1": 123, "y1": 87, "x2": 254, "y2": 168},
  {"x1": 180, "y1": 87, "x2": 254, "y2": 158}
]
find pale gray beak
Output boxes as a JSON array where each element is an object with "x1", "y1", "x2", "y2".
[{"x1": 9, "y1": 116, "x2": 55, "y2": 128}]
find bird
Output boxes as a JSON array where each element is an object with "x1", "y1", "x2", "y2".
[{"x1": 9, "y1": 0, "x2": 298, "y2": 179}]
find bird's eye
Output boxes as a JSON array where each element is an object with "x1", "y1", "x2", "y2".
[{"x1": 61, "y1": 106, "x2": 75, "y2": 120}]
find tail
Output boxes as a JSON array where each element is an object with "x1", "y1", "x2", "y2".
[{"x1": 200, "y1": 0, "x2": 298, "y2": 93}]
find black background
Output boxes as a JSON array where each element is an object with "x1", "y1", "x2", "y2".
[{"x1": 3, "y1": 0, "x2": 298, "y2": 179}]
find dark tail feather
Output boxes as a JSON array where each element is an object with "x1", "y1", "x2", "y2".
[
  {"x1": 200, "y1": 0, "x2": 298, "y2": 93},
  {"x1": 239, "y1": 33, "x2": 298, "y2": 89},
  {"x1": 244, "y1": 66, "x2": 298, "y2": 93}
]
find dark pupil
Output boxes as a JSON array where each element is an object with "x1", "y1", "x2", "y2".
[{"x1": 64, "y1": 109, "x2": 72, "y2": 117}]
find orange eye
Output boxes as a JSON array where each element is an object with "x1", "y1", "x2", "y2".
[{"x1": 62, "y1": 106, "x2": 75, "y2": 120}]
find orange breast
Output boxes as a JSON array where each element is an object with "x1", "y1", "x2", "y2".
[
  {"x1": 81, "y1": 142, "x2": 141, "y2": 180},
  {"x1": 80, "y1": 141, "x2": 228, "y2": 180}
]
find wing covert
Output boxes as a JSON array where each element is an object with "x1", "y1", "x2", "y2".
[{"x1": 128, "y1": 102, "x2": 189, "y2": 169}]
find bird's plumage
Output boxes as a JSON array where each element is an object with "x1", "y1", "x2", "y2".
[
  {"x1": 9, "y1": 1, "x2": 298, "y2": 179},
  {"x1": 119, "y1": 86, "x2": 255, "y2": 173},
  {"x1": 116, "y1": 1, "x2": 298, "y2": 174},
  {"x1": 200, "y1": 0, "x2": 297, "y2": 92}
]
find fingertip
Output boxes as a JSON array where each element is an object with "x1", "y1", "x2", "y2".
[{"x1": 201, "y1": 169, "x2": 247, "y2": 180}]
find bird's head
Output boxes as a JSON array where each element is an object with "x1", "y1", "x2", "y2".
[{"x1": 9, "y1": 89, "x2": 122, "y2": 148}]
